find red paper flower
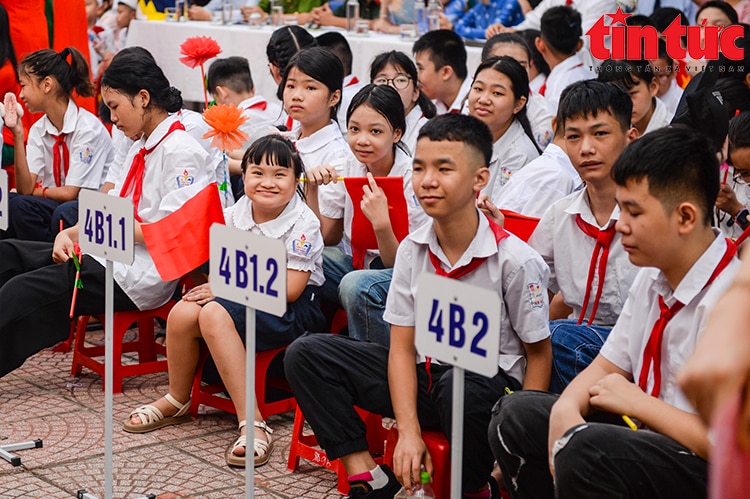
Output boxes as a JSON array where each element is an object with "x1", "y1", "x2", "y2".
[
  {"x1": 202, "y1": 103, "x2": 249, "y2": 151},
  {"x1": 179, "y1": 36, "x2": 222, "y2": 69}
]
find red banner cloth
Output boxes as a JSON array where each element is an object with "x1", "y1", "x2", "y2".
[{"x1": 142, "y1": 182, "x2": 225, "y2": 281}]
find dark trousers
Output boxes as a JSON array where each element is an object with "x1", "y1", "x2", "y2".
[
  {"x1": 0, "y1": 193, "x2": 60, "y2": 242},
  {"x1": 0, "y1": 239, "x2": 137, "y2": 378},
  {"x1": 488, "y1": 390, "x2": 708, "y2": 499},
  {"x1": 284, "y1": 333, "x2": 521, "y2": 493}
]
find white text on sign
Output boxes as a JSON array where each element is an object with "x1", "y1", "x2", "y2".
[
  {"x1": 78, "y1": 190, "x2": 134, "y2": 264},
  {"x1": 0, "y1": 169, "x2": 7, "y2": 232},
  {"x1": 415, "y1": 273, "x2": 501, "y2": 378},
  {"x1": 209, "y1": 224, "x2": 287, "y2": 318}
]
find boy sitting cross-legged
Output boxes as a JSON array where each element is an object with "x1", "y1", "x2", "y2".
[
  {"x1": 488, "y1": 125, "x2": 740, "y2": 499},
  {"x1": 285, "y1": 113, "x2": 552, "y2": 499}
]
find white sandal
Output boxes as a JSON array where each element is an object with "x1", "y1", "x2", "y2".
[
  {"x1": 225, "y1": 420, "x2": 274, "y2": 467},
  {"x1": 122, "y1": 393, "x2": 191, "y2": 434}
]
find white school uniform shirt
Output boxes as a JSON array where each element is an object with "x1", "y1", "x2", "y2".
[
  {"x1": 402, "y1": 105, "x2": 430, "y2": 157},
  {"x1": 238, "y1": 95, "x2": 284, "y2": 134},
  {"x1": 527, "y1": 93, "x2": 554, "y2": 150},
  {"x1": 642, "y1": 97, "x2": 672, "y2": 136},
  {"x1": 103, "y1": 114, "x2": 215, "y2": 310},
  {"x1": 292, "y1": 120, "x2": 352, "y2": 172},
  {"x1": 529, "y1": 73, "x2": 547, "y2": 96},
  {"x1": 544, "y1": 54, "x2": 595, "y2": 113},
  {"x1": 600, "y1": 234, "x2": 740, "y2": 413},
  {"x1": 223, "y1": 194, "x2": 325, "y2": 287},
  {"x1": 336, "y1": 75, "x2": 366, "y2": 137},
  {"x1": 383, "y1": 211, "x2": 551, "y2": 383},
  {"x1": 660, "y1": 79, "x2": 683, "y2": 118},
  {"x1": 27, "y1": 99, "x2": 113, "y2": 190},
  {"x1": 529, "y1": 188, "x2": 638, "y2": 326},
  {"x1": 716, "y1": 173, "x2": 750, "y2": 239},
  {"x1": 319, "y1": 147, "x2": 428, "y2": 267},
  {"x1": 484, "y1": 119, "x2": 540, "y2": 204},
  {"x1": 434, "y1": 77, "x2": 472, "y2": 116},
  {"x1": 496, "y1": 142, "x2": 583, "y2": 218}
]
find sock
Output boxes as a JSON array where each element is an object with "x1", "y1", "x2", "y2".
[
  {"x1": 464, "y1": 483, "x2": 492, "y2": 499},
  {"x1": 348, "y1": 465, "x2": 389, "y2": 489}
]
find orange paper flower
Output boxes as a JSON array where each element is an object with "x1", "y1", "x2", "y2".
[
  {"x1": 179, "y1": 36, "x2": 222, "y2": 68},
  {"x1": 203, "y1": 103, "x2": 249, "y2": 151}
]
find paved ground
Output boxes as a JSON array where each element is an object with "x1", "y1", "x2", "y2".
[{"x1": 0, "y1": 325, "x2": 344, "y2": 498}]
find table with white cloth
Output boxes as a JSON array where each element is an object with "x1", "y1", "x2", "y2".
[{"x1": 126, "y1": 19, "x2": 483, "y2": 106}]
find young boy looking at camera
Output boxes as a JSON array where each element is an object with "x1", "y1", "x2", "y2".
[
  {"x1": 285, "y1": 113, "x2": 552, "y2": 499},
  {"x1": 489, "y1": 125, "x2": 740, "y2": 499}
]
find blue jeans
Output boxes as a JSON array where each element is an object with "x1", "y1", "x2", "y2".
[
  {"x1": 322, "y1": 247, "x2": 393, "y2": 347},
  {"x1": 548, "y1": 319, "x2": 612, "y2": 394}
]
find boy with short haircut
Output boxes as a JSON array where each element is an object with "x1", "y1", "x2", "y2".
[
  {"x1": 489, "y1": 125, "x2": 737, "y2": 498},
  {"x1": 528, "y1": 80, "x2": 639, "y2": 392},
  {"x1": 316, "y1": 32, "x2": 365, "y2": 136},
  {"x1": 649, "y1": 39, "x2": 684, "y2": 117},
  {"x1": 536, "y1": 6, "x2": 594, "y2": 112},
  {"x1": 412, "y1": 30, "x2": 472, "y2": 115},
  {"x1": 285, "y1": 113, "x2": 552, "y2": 499},
  {"x1": 206, "y1": 56, "x2": 281, "y2": 197}
]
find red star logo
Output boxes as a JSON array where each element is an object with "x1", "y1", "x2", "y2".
[{"x1": 607, "y1": 7, "x2": 631, "y2": 25}]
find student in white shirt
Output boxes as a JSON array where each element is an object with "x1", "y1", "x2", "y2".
[
  {"x1": 468, "y1": 56, "x2": 541, "y2": 203},
  {"x1": 650, "y1": 40, "x2": 684, "y2": 118},
  {"x1": 286, "y1": 113, "x2": 551, "y2": 499},
  {"x1": 482, "y1": 33, "x2": 555, "y2": 150},
  {"x1": 496, "y1": 115, "x2": 583, "y2": 218},
  {"x1": 714, "y1": 113, "x2": 750, "y2": 238},
  {"x1": 306, "y1": 84, "x2": 428, "y2": 346},
  {"x1": 598, "y1": 58, "x2": 672, "y2": 136},
  {"x1": 0, "y1": 47, "x2": 213, "y2": 378},
  {"x1": 490, "y1": 126, "x2": 737, "y2": 499},
  {"x1": 280, "y1": 47, "x2": 354, "y2": 245},
  {"x1": 2, "y1": 46, "x2": 113, "y2": 242},
  {"x1": 207, "y1": 56, "x2": 283, "y2": 200},
  {"x1": 413, "y1": 30, "x2": 472, "y2": 115},
  {"x1": 528, "y1": 81, "x2": 639, "y2": 393},
  {"x1": 536, "y1": 6, "x2": 595, "y2": 113},
  {"x1": 123, "y1": 135, "x2": 325, "y2": 470},
  {"x1": 370, "y1": 51, "x2": 436, "y2": 157}
]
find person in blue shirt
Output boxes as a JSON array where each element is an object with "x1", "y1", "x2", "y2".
[{"x1": 450, "y1": 0, "x2": 524, "y2": 40}]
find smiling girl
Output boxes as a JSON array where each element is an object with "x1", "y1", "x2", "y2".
[
  {"x1": 124, "y1": 135, "x2": 325, "y2": 469},
  {"x1": 306, "y1": 84, "x2": 428, "y2": 346},
  {"x1": 468, "y1": 55, "x2": 540, "y2": 203}
]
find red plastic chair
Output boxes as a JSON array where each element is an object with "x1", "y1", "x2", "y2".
[
  {"x1": 500, "y1": 209, "x2": 541, "y2": 242},
  {"x1": 189, "y1": 344, "x2": 296, "y2": 419},
  {"x1": 287, "y1": 407, "x2": 389, "y2": 494},
  {"x1": 383, "y1": 425, "x2": 451, "y2": 499},
  {"x1": 70, "y1": 301, "x2": 174, "y2": 393}
]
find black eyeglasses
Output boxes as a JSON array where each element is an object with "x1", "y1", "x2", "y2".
[
  {"x1": 372, "y1": 75, "x2": 412, "y2": 90},
  {"x1": 733, "y1": 170, "x2": 750, "y2": 185}
]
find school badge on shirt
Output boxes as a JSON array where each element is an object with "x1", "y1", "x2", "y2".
[
  {"x1": 79, "y1": 147, "x2": 93, "y2": 164},
  {"x1": 176, "y1": 170, "x2": 195, "y2": 188},
  {"x1": 527, "y1": 282, "x2": 544, "y2": 309},
  {"x1": 500, "y1": 166, "x2": 513, "y2": 186},
  {"x1": 292, "y1": 234, "x2": 312, "y2": 256}
]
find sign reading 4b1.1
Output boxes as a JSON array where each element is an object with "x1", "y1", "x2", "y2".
[
  {"x1": 415, "y1": 273, "x2": 501, "y2": 378},
  {"x1": 0, "y1": 169, "x2": 7, "y2": 231},
  {"x1": 209, "y1": 224, "x2": 287, "y2": 318},
  {"x1": 78, "y1": 190, "x2": 134, "y2": 264}
]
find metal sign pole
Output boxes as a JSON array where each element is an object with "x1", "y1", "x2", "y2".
[
  {"x1": 450, "y1": 367, "x2": 464, "y2": 499},
  {"x1": 104, "y1": 260, "x2": 114, "y2": 499},
  {"x1": 245, "y1": 306, "x2": 256, "y2": 499}
]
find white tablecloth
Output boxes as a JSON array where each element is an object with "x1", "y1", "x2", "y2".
[{"x1": 126, "y1": 19, "x2": 482, "y2": 105}]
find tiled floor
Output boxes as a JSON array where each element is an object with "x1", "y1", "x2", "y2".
[{"x1": 0, "y1": 326, "x2": 343, "y2": 498}]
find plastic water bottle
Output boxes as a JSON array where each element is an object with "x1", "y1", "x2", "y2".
[
  {"x1": 426, "y1": 0, "x2": 441, "y2": 31},
  {"x1": 414, "y1": 0, "x2": 427, "y2": 36},
  {"x1": 394, "y1": 471, "x2": 436, "y2": 498},
  {"x1": 346, "y1": 0, "x2": 360, "y2": 31}
]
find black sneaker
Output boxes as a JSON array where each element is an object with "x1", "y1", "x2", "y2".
[{"x1": 346, "y1": 465, "x2": 403, "y2": 498}]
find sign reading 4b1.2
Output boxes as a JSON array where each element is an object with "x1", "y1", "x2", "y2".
[
  {"x1": 78, "y1": 190, "x2": 134, "y2": 264},
  {"x1": 415, "y1": 273, "x2": 501, "y2": 378},
  {"x1": 0, "y1": 169, "x2": 7, "y2": 231},
  {"x1": 209, "y1": 224, "x2": 287, "y2": 318}
]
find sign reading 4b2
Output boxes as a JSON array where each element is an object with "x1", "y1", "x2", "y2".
[
  {"x1": 209, "y1": 224, "x2": 287, "y2": 318},
  {"x1": 415, "y1": 273, "x2": 501, "y2": 378}
]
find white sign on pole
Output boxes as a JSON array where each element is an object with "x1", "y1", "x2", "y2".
[
  {"x1": 78, "y1": 190, "x2": 134, "y2": 264},
  {"x1": 209, "y1": 224, "x2": 288, "y2": 317},
  {"x1": 0, "y1": 169, "x2": 7, "y2": 231},
  {"x1": 415, "y1": 273, "x2": 501, "y2": 377}
]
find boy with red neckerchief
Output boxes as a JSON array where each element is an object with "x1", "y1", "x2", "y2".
[{"x1": 489, "y1": 125, "x2": 739, "y2": 499}]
